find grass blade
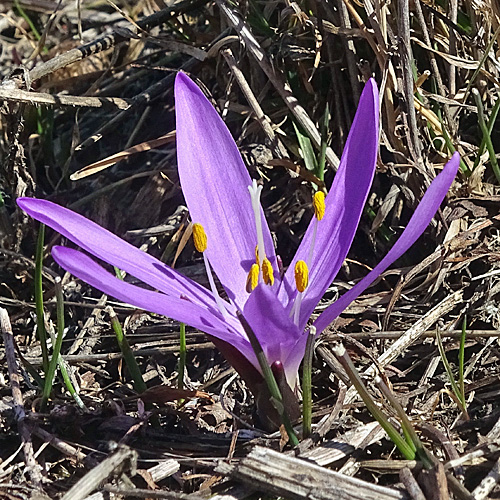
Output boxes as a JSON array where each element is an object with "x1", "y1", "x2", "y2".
[{"x1": 34, "y1": 223, "x2": 49, "y2": 374}]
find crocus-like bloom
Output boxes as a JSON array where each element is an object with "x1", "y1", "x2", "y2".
[{"x1": 18, "y1": 74, "x2": 459, "y2": 400}]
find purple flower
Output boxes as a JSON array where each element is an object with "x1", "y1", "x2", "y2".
[{"x1": 17, "y1": 73, "x2": 459, "y2": 397}]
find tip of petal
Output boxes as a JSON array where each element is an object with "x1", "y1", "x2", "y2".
[
  {"x1": 437, "y1": 151, "x2": 460, "y2": 185},
  {"x1": 448, "y1": 151, "x2": 461, "y2": 172},
  {"x1": 175, "y1": 72, "x2": 203, "y2": 102},
  {"x1": 359, "y1": 78, "x2": 379, "y2": 117},
  {"x1": 16, "y1": 197, "x2": 48, "y2": 214},
  {"x1": 16, "y1": 197, "x2": 31, "y2": 209}
]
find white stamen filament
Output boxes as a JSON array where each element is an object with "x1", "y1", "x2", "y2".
[
  {"x1": 292, "y1": 292, "x2": 303, "y2": 326},
  {"x1": 306, "y1": 219, "x2": 318, "y2": 269},
  {"x1": 202, "y1": 253, "x2": 228, "y2": 319},
  {"x1": 248, "y1": 179, "x2": 266, "y2": 271},
  {"x1": 290, "y1": 222, "x2": 317, "y2": 326}
]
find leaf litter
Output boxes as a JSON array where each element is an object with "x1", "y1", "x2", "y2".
[{"x1": 0, "y1": 0, "x2": 500, "y2": 498}]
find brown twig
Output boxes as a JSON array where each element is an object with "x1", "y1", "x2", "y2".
[
  {"x1": 24, "y1": 0, "x2": 208, "y2": 84},
  {"x1": 344, "y1": 290, "x2": 463, "y2": 404},
  {"x1": 0, "y1": 86, "x2": 131, "y2": 110},
  {"x1": 61, "y1": 444, "x2": 137, "y2": 500},
  {"x1": 221, "y1": 47, "x2": 288, "y2": 159},
  {"x1": 0, "y1": 308, "x2": 42, "y2": 488},
  {"x1": 216, "y1": 0, "x2": 340, "y2": 170},
  {"x1": 398, "y1": 0, "x2": 423, "y2": 164}
]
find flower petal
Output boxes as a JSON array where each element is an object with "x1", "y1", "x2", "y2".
[
  {"x1": 52, "y1": 246, "x2": 224, "y2": 333},
  {"x1": 242, "y1": 284, "x2": 303, "y2": 385},
  {"x1": 17, "y1": 198, "x2": 218, "y2": 310},
  {"x1": 175, "y1": 73, "x2": 277, "y2": 308},
  {"x1": 279, "y1": 79, "x2": 380, "y2": 329},
  {"x1": 313, "y1": 152, "x2": 460, "y2": 334},
  {"x1": 51, "y1": 246, "x2": 252, "y2": 351},
  {"x1": 280, "y1": 333, "x2": 312, "y2": 389}
]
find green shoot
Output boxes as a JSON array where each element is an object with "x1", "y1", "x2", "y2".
[
  {"x1": 15, "y1": 346, "x2": 44, "y2": 389},
  {"x1": 42, "y1": 278, "x2": 86, "y2": 410},
  {"x1": 34, "y1": 223, "x2": 49, "y2": 374},
  {"x1": 106, "y1": 306, "x2": 147, "y2": 394},
  {"x1": 473, "y1": 91, "x2": 500, "y2": 172},
  {"x1": 41, "y1": 278, "x2": 65, "y2": 410},
  {"x1": 57, "y1": 357, "x2": 86, "y2": 411},
  {"x1": 301, "y1": 326, "x2": 315, "y2": 438},
  {"x1": 435, "y1": 327, "x2": 468, "y2": 418},
  {"x1": 54, "y1": 279, "x2": 85, "y2": 409},
  {"x1": 375, "y1": 376, "x2": 433, "y2": 469},
  {"x1": 436, "y1": 108, "x2": 471, "y2": 176},
  {"x1": 293, "y1": 122, "x2": 318, "y2": 176},
  {"x1": 463, "y1": 25, "x2": 500, "y2": 99},
  {"x1": 472, "y1": 88, "x2": 500, "y2": 183},
  {"x1": 332, "y1": 343, "x2": 416, "y2": 460},
  {"x1": 317, "y1": 104, "x2": 330, "y2": 183},
  {"x1": 458, "y1": 317, "x2": 467, "y2": 410},
  {"x1": 114, "y1": 266, "x2": 125, "y2": 280},
  {"x1": 177, "y1": 322, "x2": 186, "y2": 405},
  {"x1": 14, "y1": 0, "x2": 42, "y2": 40}
]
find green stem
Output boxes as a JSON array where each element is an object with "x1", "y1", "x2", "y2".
[
  {"x1": 472, "y1": 88, "x2": 500, "y2": 183},
  {"x1": 57, "y1": 355, "x2": 86, "y2": 410},
  {"x1": 34, "y1": 223, "x2": 49, "y2": 374},
  {"x1": 237, "y1": 312, "x2": 299, "y2": 446},
  {"x1": 178, "y1": 323, "x2": 186, "y2": 390},
  {"x1": 41, "y1": 278, "x2": 65, "y2": 409},
  {"x1": 458, "y1": 317, "x2": 467, "y2": 409},
  {"x1": 473, "y1": 92, "x2": 500, "y2": 171},
  {"x1": 106, "y1": 306, "x2": 147, "y2": 394},
  {"x1": 374, "y1": 376, "x2": 435, "y2": 468},
  {"x1": 302, "y1": 326, "x2": 316, "y2": 438},
  {"x1": 332, "y1": 344, "x2": 415, "y2": 460}
]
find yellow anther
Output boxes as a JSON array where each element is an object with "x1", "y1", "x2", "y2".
[
  {"x1": 192, "y1": 223, "x2": 207, "y2": 253},
  {"x1": 246, "y1": 263, "x2": 260, "y2": 292},
  {"x1": 313, "y1": 191, "x2": 325, "y2": 221},
  {"x1": 255, "y1": 245, "x2": 260, "y2": 265},
  {"x1": 262, "y1": 258, "x2": 274, "y2": 286},
  {"x1": 294, "y1": 260, "x2": 309, "y2": 293}
]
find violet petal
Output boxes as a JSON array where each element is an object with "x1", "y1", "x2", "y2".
[
  {"x1": 279, "y1": 79, "x2": 379, "y2": 329},
  {"x1": 51, "y1": 246, "x2": 256, "y2": 356},
  {"x1": 175, "y1": 73, "x2": 277, "y2": 308},
  {"x1": 17, "y1": 198, "x2": 219, "y2": 310},
  {"x1": 313, "y1": 152, "x2": 460, "y2": 333},
  {"x1": 242, "y1": 284, "x2": 303, "y2": 386}
]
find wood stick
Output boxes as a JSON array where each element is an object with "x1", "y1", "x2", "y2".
[
  {"x1": 0, "y1": 308, "x2": 43, "y2": 487},
  {"x1": 216, "y1": 446, "x2": 407, "y2": 499}
]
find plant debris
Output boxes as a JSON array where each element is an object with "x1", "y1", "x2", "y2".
[{"x1": 1, "y1": 0, "x2": 500, "y2": 498}]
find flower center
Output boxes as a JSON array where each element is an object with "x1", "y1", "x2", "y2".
[{"x1": 247, "y1": 180, "x2": 275, "y2": 290}]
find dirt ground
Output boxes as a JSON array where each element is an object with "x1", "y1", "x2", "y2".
[{"x1": 1, "y1": 1, "x2": 500, "y2": 499}]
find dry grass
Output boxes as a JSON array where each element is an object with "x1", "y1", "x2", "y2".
[{"x1": 0, "y1": 0, "x2": 500, "y2": 498}]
